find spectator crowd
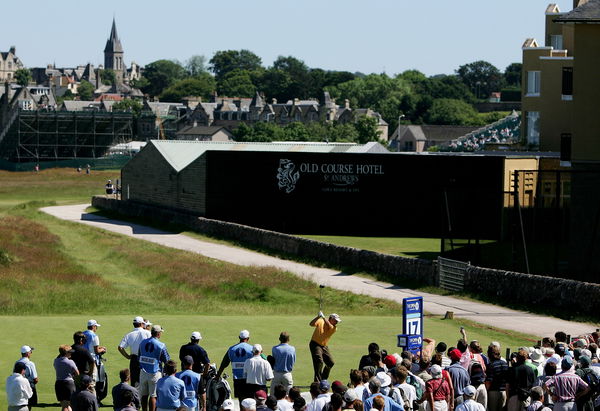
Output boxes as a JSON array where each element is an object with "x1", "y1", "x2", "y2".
[{"x1": 5, "y1": 314, "x2": 600, "y2": 411}]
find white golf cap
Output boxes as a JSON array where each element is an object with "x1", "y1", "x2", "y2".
[
  {"x1": 376, "y1": 371, "x2": 391, "y2": 387},
  {"x1": 241, "y1": 398, "x2": 256, "y2": 410},
  {"x1": 222, "y1": 399, "x2": 234, "y2": 410},
  {"x1": 239, "y1": 329, "x2": 250, "y2": 339},
  {"x1": 133, "y1": 316, "x2": 144, "y2": 324},
  {"x1": 329, "y1": 313, "x2": 341, "y2": 323},
  {"x1": 191, "y1": 331, "x2": 202, "y2": 340},
  {"x1": 253, "y1": 344, "x2": 263, "y2": 353},
  {"x1": 20, "y1": 345, "x2": 33, "y2": 354},
  {"x1": 87, "y1": 319, "x2": 101, "y2": 327}
]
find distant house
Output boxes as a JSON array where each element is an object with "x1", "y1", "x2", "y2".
[
  {"x1": 175, "y1": 125, "x2": 234, "y2": 142},
  {"x1": 0, "y1": 46, "x2": 24, "y2": 82},
  {"x1": 390, "y1": 125, "x2": 480, "y2": 152}
]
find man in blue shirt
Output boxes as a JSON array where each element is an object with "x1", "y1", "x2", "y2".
[
  {"x1": 363, "y1": 377, "x2": 403, "y2": 411},
  {"x1": 156, "y1": 360, "x2": 185, "y2": 411},
  {"x1": 176, "y1": 355, "x2": 204, "y2": 411},
  {"x1": 271, "y1": 332, "x2": 296, "y2": 394},
  {"x1": 217, "y1": 330, "x2": 253, "y2": 400},
  {"x1": 139, "y1": 325, "x2": 170, "y2": 411}
]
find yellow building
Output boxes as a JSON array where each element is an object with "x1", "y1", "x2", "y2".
[{"x1": 523, "y1": 0, "x2": 600, "y2": 280}]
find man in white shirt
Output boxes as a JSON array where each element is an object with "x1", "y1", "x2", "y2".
[
  {"x1": 244, "y1": 344, "x2": 273, "y2": 394},
  {"x1": 16, "y1": 345, "x2": 38, "y2": 409},
  {"x1": 6, "y1": 362, "x2": 33, "y2": 411},
  {"x1": 118, "y1": 316, "x2": 151, "y2": 388}
]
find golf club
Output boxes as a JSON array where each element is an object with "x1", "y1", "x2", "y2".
[{"x1": 319, "y1": 284, "x2": 325, "y2": 313}]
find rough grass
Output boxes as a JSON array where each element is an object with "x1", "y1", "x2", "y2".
[{"x1": 1, "y1": 202, "x2": 401, "y2": 316}]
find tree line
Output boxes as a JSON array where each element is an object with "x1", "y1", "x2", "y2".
[{"x1": 127, "y1": 50, "x2": 521, "y2": 130}]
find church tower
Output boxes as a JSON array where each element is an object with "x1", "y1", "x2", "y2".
[{"x1": 104, "y1": 18, "x2": 124, "y2": 83}]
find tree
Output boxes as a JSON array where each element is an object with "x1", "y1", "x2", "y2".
[
  {"x1": 77, "y1": 81, "x2": 95, "y2": 101},
  {"x1": 185, "y1": 55, "x2": 207, "y2": 77},
  {"x1": 100, "y1": 69, "x2": 116, "y2": 85},
  {"x1": 112, "y1": 99, "x2": 143, "y2": 116},
  {"x1": 504, "y1": 62, "x2": 522, "y2": 87},
  {"x1": 160, "y1": 73, "x2": 216, "y2": 102},
  {"x1": 354, "y1": 115, "x2": 381, "y2": 144},
  {"x1": 218, "y1": 69, "x2": 256, "y2": 97},
  {"x1": 425, "y1": 98, "x2": 483, "y2": 126},
  {"x1": 14, "y1": 68, "x2": 31, "y2": 87},
  {"x1": 141, "y1": 59, "x2": 187, "y2": 97},
  {"x1": 209, "y1": 49, "x2": 262, "y2": 82},
  {"x1": 456, "y1": 60, "x2": 505, "y2": 99}
]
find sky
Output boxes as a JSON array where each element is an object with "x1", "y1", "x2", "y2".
[{"x1": 1, "y1": 0, "x2": 574, "y2": 77}]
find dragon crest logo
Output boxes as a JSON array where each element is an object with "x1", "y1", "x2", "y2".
[{"x1": 277, "y1": 159, "x2": 300, "y2": 193}]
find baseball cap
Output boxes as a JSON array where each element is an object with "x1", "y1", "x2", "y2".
[
  {"x1": 20, "y1": 345, "x2": 34, "y2": 354},
  {"x1": 430, "y1": 364, "x2": 442, "y2": 378},
  {"x1": 222, "y1": 399, "x2": 235, "y2": 411},
  {"x1": 332, "y1": 380, "x2": 346, "y2": 394},
  {"x1": 319, "y1": 379, "x2": 331, "y2": 391},
  {"x1": 253, "y1": 344, "x2": 262, "y2": 353},
  {"x1": 562, "y1": 355, "x2": 574, "y2": 370},
  {"x1": 87, "y1": 319, "x2": 101, "y2": 327},
  {"x1": 329, "y1": 313, "x2": 342, "y2": 323},
  {"x1": 463, "y1": 385, "x2": 476, "y2": 397},
  {"x1": 133, "y1": 316, "x2": 144, "y2": 324},
  {"x1": 191, "y1": 331, "x2": 202, "y2": 340},
  {"x1": 182, "y1": 355, "x2": 194, "y2": 366},
  {"x1": 383, "y1": 354, "x2": 397, "y2": 368},
  {"x1": 240, "y1": 330, "x2": 250, "y2": 339},
  {"x1": 449, "y1": 348, "x2": 462, "y2": 361},
  {"x1": 343, "y1": 388, "x2": 358, "y2": 403},
  {"x1": 255, "y1": 390, "x2": 267, "y2": 400},
  {"x1": 152, "y1": 324, "x2": 164, "y2": 333},
  {"x1": 241, "y1": 398, "x2": 257, "y2": 410}
]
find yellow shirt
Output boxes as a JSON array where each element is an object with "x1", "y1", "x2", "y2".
[{"x1": 311, "y1": 317, "x2": 336, "y2": 346}]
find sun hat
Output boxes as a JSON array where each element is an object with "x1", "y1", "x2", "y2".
[{"x1": 376, "y1": 371, "x2": 391, "y2": 387}]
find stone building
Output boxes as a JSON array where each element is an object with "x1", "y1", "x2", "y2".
[
  {"x1": 0, "y1": 46, "x2": 24, "y2": 82},
  {"x1": 182, "y1": 91, "x2": 389, "y2": 140}
]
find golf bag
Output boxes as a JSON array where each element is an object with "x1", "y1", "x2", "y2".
[
  {"x1": 95, "y1": 353, "x2": 108, "y2": 401},
  {"x1": 205, "y1": 368, "x2": 231, "y2": 411}
]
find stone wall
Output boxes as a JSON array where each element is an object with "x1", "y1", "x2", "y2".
[
  {"x1": 92, "y1": 196, "x2": 436, "y2": 285},
  {"x1": 464, "y1": 265, "x2": 600, "y2": 314}
]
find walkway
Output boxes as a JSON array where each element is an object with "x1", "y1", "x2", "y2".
[{"x1": 42, "y1": 204, "x2": 593, "y2": 338}]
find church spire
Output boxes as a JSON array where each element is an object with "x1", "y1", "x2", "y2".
[{"x1": 104, "y1": 18, "x2": 123, "y2": 54}]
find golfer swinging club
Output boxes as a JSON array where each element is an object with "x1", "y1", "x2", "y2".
[{"x1": 309, "y1": 285, "x2": 341, "y2": 382}]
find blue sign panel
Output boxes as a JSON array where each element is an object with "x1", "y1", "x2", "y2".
[{"x1": 401, "y1": 296, "x2": 423, "y2": 355}]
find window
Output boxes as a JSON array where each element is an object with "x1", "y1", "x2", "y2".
[
  {"x1": 526, "y1": 111, "x2": 540, "y2": 145},
  {"x1": 527, "y1": 71, "x2": 541, "y2": 96},
  {"x1": 551, "y1": 35, "x2": 563, "y2": 50},
  {"x1": 403, "y1": 140, "x2": 414, "y2": 151},
  {"x1": 562, "y1": 67, "x2": 573, "y2": 100}
]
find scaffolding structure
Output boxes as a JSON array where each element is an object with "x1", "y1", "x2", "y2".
[{"x1": 0, "y1": 108, "x2": 134, "y2": 162}]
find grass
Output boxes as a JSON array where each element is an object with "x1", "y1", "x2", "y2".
[
  {"x1": 0, "y1": 314, "x2": 536, "y2": 408},
  {"x1": 300, "y1": 235, "x2": 443, "y2": 260},
  {"x1": 0, "y1": 168, "x2": 548, "y2": 408}
]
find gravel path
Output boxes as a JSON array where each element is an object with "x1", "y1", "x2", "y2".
[{"x1": 41, "y1": 204, "x2": 593, "y2": 338}]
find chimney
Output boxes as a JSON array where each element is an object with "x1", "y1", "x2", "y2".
[
  {"x1": 344, "y1": 99, "x2": 350, "y2": 109},
  {"x1": 9, "y1": 46, "x2": 15, "y2": 55},
  {"x1": 574, "y1": 0, "x2": 590, "y2": 8}
]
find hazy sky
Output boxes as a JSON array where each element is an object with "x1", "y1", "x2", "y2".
[{"x1": 1, "y1": 0, "x2": 573, "y2": 76}]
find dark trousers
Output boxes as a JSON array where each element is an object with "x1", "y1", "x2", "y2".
[
  {"x1": 129, "y1": 355, "x2": 140, "y2": 388},
  {"x1": 233, "y1": 378, "x2": 248, "y2": 400},
  {"x1": 29, "y1": 386, "x2": 38, "y2": 406},
  {"x1": 309, "y1": 340, "x2": 334, "y2": 382}
]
